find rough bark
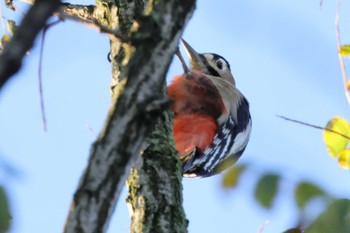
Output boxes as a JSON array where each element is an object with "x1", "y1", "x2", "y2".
[
  {"x1": 63, "y1": 0, "x2": 195, "y2": 233},
  {"x1": 0, "y1": 0, "x2": 61, "y2": 90},
  {"x1": 127, "y1": 109, "x2": 188, "y2": 233},
  {"x1": 122, "y1": 1, "x2": 195, "y2": 232}
]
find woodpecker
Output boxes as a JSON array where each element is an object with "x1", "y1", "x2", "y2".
[{"x1": 168, "y1": 39, "x2": 252, "y2": 177}]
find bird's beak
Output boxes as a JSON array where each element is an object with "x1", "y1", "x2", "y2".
[{"x1": 181, "y1": 39, "x2": 206, "y2": 72}]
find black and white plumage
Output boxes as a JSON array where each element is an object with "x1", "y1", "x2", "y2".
[
  {"x1": 183, "y1": 100, "x2": 251, "y2": 177},
  {"x1": 168, "y1": 39, "x2": 252, "y2": 177}
]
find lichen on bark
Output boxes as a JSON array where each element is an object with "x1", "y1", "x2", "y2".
[{"x1": 127, "y1": 109, "x2": 188, "y2": 233}]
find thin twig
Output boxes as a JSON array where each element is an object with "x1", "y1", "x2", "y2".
[
  {"x1": 58, "y1": 11, "x2": 130, "y2": 43},
  {"x1": 11, "y1": 1, "x2": 125, "y2": 43},
  {"x1": 38, "y1": 20, "x2": 60, "y2": 131},
  {"x1": 277, "y1": 115, "x2": 350, "y2": 140},
  {"x1": 257, "y1": 220, "x2": 269, "y2": 233},
  {"x1": 335, "y1": 0, "x2": 350, "y2": 105},
  {"x1": 0, "y1": 3, "x2": 7, "y2": 35},
  {"x1": 85, "y1": 124, "x2": 97, "y2": 139},
  {"x1": 38, "y1": 27, "x2": 47, "y2": 131}
]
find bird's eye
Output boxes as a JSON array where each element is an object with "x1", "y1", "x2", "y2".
[{"x1": 216, "y1": 60, "x2": 223, "y2": 70}]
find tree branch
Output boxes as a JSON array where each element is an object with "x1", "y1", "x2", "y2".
[
  {"x1": 17, "y1": 0, "x2": 98, "y2": 22},
  {"x1": 60, "y1": 3, "x2": 97, "y2": 21},
  {"x1": 58, "y1": 10, "x2": 130, "y2": 43},
  {"x1": 335, "y1": 0, "x2": 350, "y2": 105},
  {"x1": 63, "y1": 0, "x2": 195, "y2": 232},
  {"x1": 0, "y1": 0, "x2": 61, "y2": 90}
]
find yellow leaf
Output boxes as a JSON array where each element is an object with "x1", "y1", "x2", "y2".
[
  {"x1": 1, "y1": 35, "x2": 10, "y2": 43},
  {"x1": 323, "y1": 117, "x2": 350, "y2": 158},
  {"x1": 340, "y1": 45, "x2": 350, "y2": 57},
  {"x1": 338, "y1": 149, "x2": 350, "y2": 170},
  {"x1": 1, "y1": 35, "x2": 11, "y2": 51},
  {"x1": 346, "y1": 80, "x2": 350, "y2": 91},
  {"x1": 222, "y1": 165, "x2": 245, "y2": 188}
]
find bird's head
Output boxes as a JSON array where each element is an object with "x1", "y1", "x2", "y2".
[{"x1": 181, "y1": 39, "x2": 235, "y2": 86}]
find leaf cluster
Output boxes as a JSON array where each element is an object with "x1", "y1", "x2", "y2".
[{"x1": 222, "y1": 163, "x2": 349, "y2": 232}]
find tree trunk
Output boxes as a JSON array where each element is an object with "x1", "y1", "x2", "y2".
[
  {"x1": 127, "y1": 109, "x2": 188, "y2": 233},
  {"x1": 0, "y1": 0, "x2": 196, "y2": 232},
  {"x1": 63, "y1": 0, "x2": 196, "y2": 232}
]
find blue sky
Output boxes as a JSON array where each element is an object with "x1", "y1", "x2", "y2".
[{"x1": 1, "y1": 0, "x2": 350, "y2": 232}]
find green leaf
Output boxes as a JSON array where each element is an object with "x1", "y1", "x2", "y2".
[
  {"x1": 340, "y1": 45, "x2": 350, "y2": 57},
  {"x1": 254, "y1": 173, "x2": 280, "y2": 209},
  {"x1": 0, "y1": 187, "x2": 11, "y2": 233},
  {"x1": 338, "y1": 149, "x2": 350, "y2": 170},
  {"x1": 222, "y1": 164, "x2": 246, "y2": 188},
  {"x1": 323, "y1": 117, "x2": 350, "y2": 158},
  {"x1": 305, "y1": 199, "x2": 350, "y2": 233},
  {"x1": 295, "y1": 181, "x2": 326, "y2": 209}
]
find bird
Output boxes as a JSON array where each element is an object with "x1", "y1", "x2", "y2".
[{"x1": 167, "y1": 39, "x2": 252, "y2": 178}]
